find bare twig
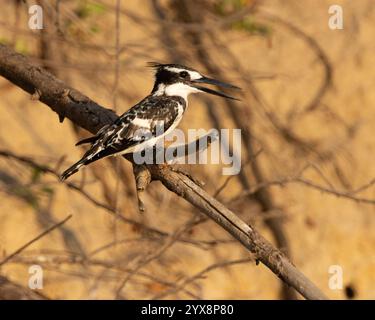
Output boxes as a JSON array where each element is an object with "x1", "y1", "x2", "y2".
[
  {"x1": 0, "y1": 214, "x2": 72, "y2": 267},
  {"x1": 11, "y1": 252, "x2": 200, "y2": 299},
  {"x1": 0, "y1": 275, "x2": 48, "y2": 300},
  {"x1": 152, "y1": 258, "x2": 253, "y2": 299},
  {"x1": 258, "y1": 11, "x2": 333, "y2": 115},
  {"x1": 229, "y1": 175, "x2": 375, "y2": 205},
  {"x1": 0, "y1": 148, "x2": 215, "y2": 249},
  {"x1": 115, "y1": 215, "x2": 200, "y2": 298}
]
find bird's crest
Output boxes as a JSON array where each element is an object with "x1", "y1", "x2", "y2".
[{"x1": 147, "y1": 62, "x2": 164, "y2": 69}]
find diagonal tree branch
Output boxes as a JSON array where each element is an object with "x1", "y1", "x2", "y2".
[
  {"x1": 0, "y1": 215, "x2": 72, "y2": 267},
  {"x1": 0, "y1": 275, "x2": 48, "y2": 300},
  {"x1": 0, "y1": 44, "x2": 327, "y2": 300}
]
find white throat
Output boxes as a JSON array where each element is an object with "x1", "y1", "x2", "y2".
[{"x1": 154, "y1": 82, "x2": 199, "y2": 100}]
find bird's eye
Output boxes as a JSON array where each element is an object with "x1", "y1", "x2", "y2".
[{"x1": 179, "y1": 71, "x2": 189, "y2": 79}]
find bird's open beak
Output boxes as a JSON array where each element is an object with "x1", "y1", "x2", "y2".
[{"x1": 191, "y1": 77, "x2": 241, "y2": 101}]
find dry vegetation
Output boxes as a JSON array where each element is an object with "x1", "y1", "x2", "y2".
[{"x1": 0, "y1": 0, "x2": 374, "y2": 300}]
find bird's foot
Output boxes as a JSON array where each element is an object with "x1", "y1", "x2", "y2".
[{"x1": 132, "y1": 164, "x2": 151, "y2": 213}]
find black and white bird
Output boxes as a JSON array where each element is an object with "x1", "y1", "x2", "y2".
[{"x1": 60, "y1": 63, "x2": 240, "y2": 181}]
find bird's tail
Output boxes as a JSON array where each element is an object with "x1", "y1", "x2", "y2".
[
  {"x1": 60, "y1": 159, "x2": 87, "y2": 181},
  {"x1": 60, "y1": 146, "x2": 116, "y2": 181}
]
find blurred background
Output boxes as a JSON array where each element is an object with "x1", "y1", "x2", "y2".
[{"x1": 0, "y1": 0, "x2": 374, "y2": 299}]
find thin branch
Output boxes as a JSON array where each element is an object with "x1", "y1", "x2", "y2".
[
  {"x1": 0, "y1": 214, "x2": 72, "y2": 267},
  {"x1": 0, "y1": 275, "x2": 48, "y2": 300},
  {"x1": 152, "y1": 258, "x2": 253, "y2": 299},
  {"x1": 115, "y1": 215, "x2": 200, "y2": 298},
  {"x1": 258, "y1": 11, "x2": 333, "y2": 115},
  {"x1": 229, "y1": 175, "x2": 375, "y2": 206},
  {"x1": 11, "y1": 253, "x2": 200, "y2": 299},
  {"x1": 0, "y1": 148, "x2": 215, "y2": 249}
]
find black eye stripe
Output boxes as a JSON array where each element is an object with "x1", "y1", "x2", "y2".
[{"x1": 179, "y1": 71, "x2": 189, "y2": 78}]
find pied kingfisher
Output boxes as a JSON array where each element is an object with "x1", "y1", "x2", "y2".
[{"x1": 60, "y1": 63, "x2": 240, "y2": 181}]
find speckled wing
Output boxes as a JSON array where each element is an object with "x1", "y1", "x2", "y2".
[
  {"x1": 107, "y1": 95, "x2": 184, "y2": 152},
  {"x1": 60, "y1": 96, "x2": 185, "y2": 181}
]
